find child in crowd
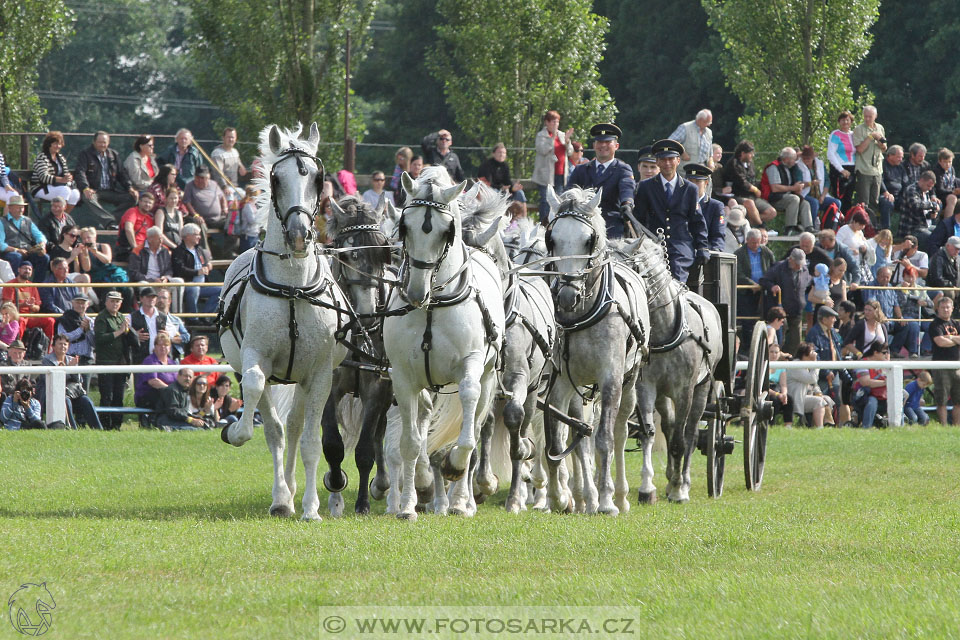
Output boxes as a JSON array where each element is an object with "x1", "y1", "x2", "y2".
[
  {"x1": 0, "y1": 302, "x2": 21, "y2": 349},
  {"x1": 903, "y1": 371, "x2": 932, "y2": 425}
]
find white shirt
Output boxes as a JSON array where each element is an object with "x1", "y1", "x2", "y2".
[
  {"x1": 659, "y1": 173, "x2": 680, "y2": 192},
  {"x1": 127, "y1": 308, "x2": 160, "y2": 352},
  {"x1": 595, "y1": 159, "x2": 615, "y2": 174},
  {"x1": 361, "y1": 189, "x2": 394, "y2": 209},
  {"x1": 145, "y1": 247, "x2": 162, "y2": 281}
]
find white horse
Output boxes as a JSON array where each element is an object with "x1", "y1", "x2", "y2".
[
  {"x1": 217, "y1": 123, "x2": 347, "y2": 521},
  {"x1": 382, "y1": 166, "x2": 504, "y2": 520}
]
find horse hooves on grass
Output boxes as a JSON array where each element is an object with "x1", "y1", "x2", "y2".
[
  {"x1": 269, "y1": 504, "x2": 294, "y2": 518},
  {"x1": 369, "y1": 478, "x2": 388, "y2": 501},
  {"x1": 637, "y1": 489, "x2": 658, "y2": 505},
  {"x1": 354, "y1": 502, "x2": 371, "y2": 516},
  {"x1": 397, "y1": 511, "x2": 418, "y2": 521},
  {"x1": 474, "y1": 492, "x2": 487, "y2": 505},
  {"x1": 220, "y1": 424, "x2": 232, "y2": 444},
  {"x1": 323, "y1": 470, "x2": 349, "y2": 493}
]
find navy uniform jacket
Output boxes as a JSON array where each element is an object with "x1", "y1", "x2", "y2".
[
  {"x1": 635, "y1": 176, "x2": 709, "y2": 281},
  {"x1": 700, "y1": 195, "x2": 726, "y2": 252},
  {"x1": 566, "y1": 159, "x2": 636, "y2": 239}
]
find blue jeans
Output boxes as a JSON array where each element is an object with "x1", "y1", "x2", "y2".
[
  {"x1": 183, "y1": 283, "x2": 221, "y2": 314},
  {"x1": 904, "y1": 406, "x2": 929, "y2": 425},
  {"x1": 3, "y1": 250, "x2": 50, "y2": 281},
  {"x1": 858, "y1": 395, "x2": 886, "y2": 428},
  {"x1": 803, "y1": 195, "x2": 820, "y2": 228},
  {"x1": 538, "y1": 174, "x2": 565, "y2": 222},
  {"x1": 66, "y1": 395, "x2": 105, "y2": 430},
  {"x1": 878, "y1": 195, "x2": 894, "y2": 230},
  {"x1": 889, "y1": 320, "x2": 920, "y2": 356}
]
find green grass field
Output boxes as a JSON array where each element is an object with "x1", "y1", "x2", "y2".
[{"x1": 1, "y1": 424, "x2": 958, "y2": 639}]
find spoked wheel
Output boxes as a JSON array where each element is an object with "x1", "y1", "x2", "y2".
[
  {"x1": 742, "y1": 322, "x2": 772, "y2": 491},
  {"x1": 701, "y1": 380, "x2": 735, "y2": 498}
]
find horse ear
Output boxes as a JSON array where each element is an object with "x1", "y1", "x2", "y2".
[
  {"x1": 384, "y1": 198, "x2": 400, "y2": 223},
  {"x1": 401, "y1": 171, "x2": 416, "y2": 196},
  {"x1": 588, "y1": 188, "x2": 603, "y2": 213},
  {"x1": 268, "y1": 125, "x2": 282, "y2": 156},
  {"x1": 545, "y1": 184, "x2": 562, "y2": 214},
  {"x1": 307, "y1": 122, "x2": 320, "y2": 150},
  {"x1": 374, "y1": 192, "x2": 387, "y2": 218},
  {"x1": 441, "y1": 180, "x2": 467, "y2": 204},
  {"x1": 329, "y1": 197, "x2": 346, "y2": 220},
  {"x1": 621, "y1": 238, "x2": 643, "y2": 256}
]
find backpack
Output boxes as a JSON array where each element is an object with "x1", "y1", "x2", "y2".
[
  {"x1": 24, "y1": 327, "x2": 49, "y2": 361},
  {"x1": 759, "y1": 160, "x2": 780, "y2": 201},
  {"x1": 819, "y1": 201, "x2": 843, "y2": 231}
]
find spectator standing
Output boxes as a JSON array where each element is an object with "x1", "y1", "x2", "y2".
[
  {"x1": 763, "y1": 147, "x2": 813, "y2": 235},
  {"x1": 134, "y1": 332, "x2": 178, "y2": 409},
  {"x1": 39, "y1": 334, "x2": 104, "y2": 430},
  {"x1": 1, "y1": 378, "x2": 43, "y2": 430},
  {"x1": 805, "y1": 306, "x2": 851, "y2": 424},
  {"x1": 759, "y1": 248, "x2": 810, "y2": 355},
  {"x1": 634, "y1": 139, "x2": 706, "y2": 284},
  {"x1": 827, "y1": 111, "x2": 857, "y2": 212},
  {"x1": 123, "y1": 135, "x2": 160, "y2": 193},
  {"x1": 116, "y1": 192, "x2": 156, "y2": 262},
  {"x1": 389, "y1": 147, "x2": 413, "y2": 192},
  {"x1": 2, "y1": 263, "x2": 54, "y2": 340},
  {"x1": 157, "y1": 288, "x2": 188, "y2": 358},
  {"x1": 734, "y1": 228, "x2": 774, "y2": 323},
  {"x1": 94, "y1": 291, "x2": 135, "y2": 429},
  {"x1": 879, "y1": 145, "x2": 908, "y2": 230},
  {"x1": 569, "y1": 124, "x2": 636, "y2": 240},
  {"x1": 361, "y1": 171, "x2": 394, "y2": 209},
  {"x1": 181, "y1": 335, "x2": 219, "y2": 386},
  {"x1": 129, "y1": 286, "x2": 167, "y2": 363},
  {"x1": 897, "y1": 266, "x2": 933, "y2": 355},
  {"x1": 668, "y1": 109, "x2": 713, "y2": 171},
  {"x1": 852, "y1": 105, "x2": 887, "y2": 217},
  {"x1": 927, "y1": 236, "x2": 960, "y2": 305},
  {"x1": 183, "y1": 167, "x2": 228, "y2": 230},
  {"x1": 31, "y1": 131, "x2": 81, "y2": 209},
  {"x1": 533, "y1": 112, "x2": 573, "y2": 222},
  {"x1": 0, "y1": 194, "x2": 50, "y2": 278},
  {"x1": 40, "y1": 257, "x2": 89, "y2": 314},
  {"x1": 421, "y1": 129, "x2": 464, "y2": 183},
  {"x1": 853, "y1": 343, "x2": 890, "y2": 428},
  {"x1": 156, "y1": 368, "x2": 207, "y2": 431},
  {"x1": 932, "y1": 148, "x2": 960, "y2": 221},
  {"x1": 928, "y1": 296, "x2": 960, "y2": 425},
  {"x1": 722, "y1": 140, "x2": 776, "y2": 227},
  {"x1": 173, "y1": 223, "x2": 220, "y2": 315},
  {"x1": 903, "y1": 371, "x2": 932, "y2": 426},
  {"x1": 478, "y1": 144, "x2": 526, "y2": 202},
  {"x1": 37, "y1": 197, "x2": 76, "y2": 251},
  {"x1": 210, "y1": 127, "x2": 247, "y2": 189},
  {"x1": 74, "y1": 131, "x2": 138, "y2": 218},
  {"x1": 158, "y1": 129, "x2": 203, "y2": 188},
  {"x1": 57, "y1": 294, "x2": 95, "y2": 368}
]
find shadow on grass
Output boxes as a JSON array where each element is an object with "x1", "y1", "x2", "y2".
[{"x1": 0, "y1": 495, "x2": 281, "y2": 522}]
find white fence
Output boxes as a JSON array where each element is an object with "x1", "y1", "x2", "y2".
[{"x1": 0, "y1": 361, "x2": 954, "y2": 428}]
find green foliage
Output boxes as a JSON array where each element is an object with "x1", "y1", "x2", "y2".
[
  {"x1": 0, "y1": 0, "x2": 73, "y2": 154},
  {"x1": 186, "y1": 0, "x2": 378, "y2": 167},
  {"x1": 702, "y1": 0, "x2": 879, "y2": 155},
  {"x1": 428, "y1": 0, "x2": 616, "y2": 176},
  {"x1": 853, "y1": 0, "x2": 960, "y2": 152},
  {"x1": 596, "y1": 0, "x2": 744, "y2": 155}
]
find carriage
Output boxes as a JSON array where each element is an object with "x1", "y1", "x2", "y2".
[{"x1": 696, "y1": 252, "x2": 774, "y2": 497}]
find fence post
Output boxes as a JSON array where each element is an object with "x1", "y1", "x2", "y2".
[
  {"x1": 19, "y1": 133, "x2": 29, "y2": 170},
  {"x1": 887, "y1": 364, "x2": 904, "y2": 427},
  {"x1": 46, "y1": 369, "x2": 67, "y2": 425}
]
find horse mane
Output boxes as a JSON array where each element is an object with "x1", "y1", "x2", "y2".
[
  {"x1": 329, "y1": 194, "x2": 391, "y2": 266},
  {"x1": 557, "y1": 186, "x2": 608, "y2": 250},
  {"x1": 459, "y1": 182, "x2": 508, "y2": 228},
  {"x1": 410, "y1": 165, "x2": 454, "y2": 196}
]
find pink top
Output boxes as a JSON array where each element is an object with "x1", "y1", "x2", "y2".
[
  {"x1": 0, "y1": 320, "x2": 20, "y2": 345},
  {"x1": 337, "y1": 170, "x2": 358, "y2": 195}
]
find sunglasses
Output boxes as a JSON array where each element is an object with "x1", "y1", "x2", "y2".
[
  {"x1": 438, "y1": 136, "x2": 451, "y2": 141},
  {"x1": 373, "y1": 178, "x2": 385, "y2": 182}
]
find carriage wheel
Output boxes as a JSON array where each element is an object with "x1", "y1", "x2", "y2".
[
  {"x1": 705, "y1": 381, "x2": 727, "y2": 498},
  {"x1": 742, "y1": 321, "x2": 771, "y2": 491}
]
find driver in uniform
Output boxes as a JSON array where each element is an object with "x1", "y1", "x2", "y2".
[{"x1": 565, "y1": 123, "x2": 636, "y2": 239}]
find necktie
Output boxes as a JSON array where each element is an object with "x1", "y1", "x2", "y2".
[
  {"x1": 665, "y1": 180, "x2": 673, "y2": 200},
  {"x1": 596, "y1": 163, "x2": 605, "y2": 178}
]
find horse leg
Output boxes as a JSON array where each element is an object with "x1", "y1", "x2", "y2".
[
  {"x1": 283, "y1": 386, "x2": 305, "y2": 506},
  {"x1": 442, "y1": 352, "x2": 485, "y2": 481},
  {"x1": 594, "y1": 377, "x2": 625, "y2": 516},
  {"x1": 474, "y1": 413, "x2": 498, "y2": 497},
  {"x1": 544, "y1": 379, "x2": 574, "y2": 513},
  {"x1": 369, "y1": 411, "x2": 390, "y2": 501},
  {"x1": 393, "y1": 380, "x2": 421, "y2": 521},
  {"x1": 414, "y1": 391, "x2": 436, "y2": 503},
  {"x1": 354, "y1": 382, "x2": 390, "y2": 515},
  {"x1": 299, "y1": 369, "x2": 334, "y2": 522},
  {"x1": 635, "y1": 380, "x2": 658, "y2": 505},
  {"x1": 449, "y1": 363, "x2": 494, "y2": 516},
  {"x1": 260, "y1": 387, "x2": 294, "y2": 518},
  {"x1": 613, "y1": 381, "x2": 637, "y2": 514},
  {"x1": 225, "y1": 348, "x2": 269, "y2": 446},
  {"x1": 674, "y1": 378, "x2": 712, "y2": 503},
  {"x1": 384, "y1": 409, "x2": 403, "y2": 515},
  {"x1": 664, "y1": 382, "x2": 698, "y2": 503},
  {"x1": 320, "y1": 389, "x2": 346, "y2": 518},
  {"x1": 431, "y1": 455, "x2": 449, "y2": 515},
  {"x1": 657, "y1": 394, "x2": 679, "y2": 497}
]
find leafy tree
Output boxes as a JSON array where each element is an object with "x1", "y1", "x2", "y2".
[
  {"x1": 596, "y1": 0, "x2": 744, "y2": 156},
  {"x1": 0, "y1": 0, "x2": 72, "y2": 160},
  {"x1": 701, "y1": 0, "x2": 879, "y2": 155},
  {"x1": 428, "y1": 0, "x2": 616, "y2": 176},
  {"x1": 36, "y1": 0, "x2": 224, "y2": 157},
  {"x1": 852, "y1": 0, "x2": 960, "y2": 152},
  {"x1": 186, "y1": 0, "x2": 378, "y2": 166}
]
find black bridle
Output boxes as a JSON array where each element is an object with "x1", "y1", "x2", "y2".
[
  {"x1": 545, "y1": 205, "x2": 604, "y2": 305},
  {"x1": 268, "y1": 144, "x2": 325, "y2": 246}
]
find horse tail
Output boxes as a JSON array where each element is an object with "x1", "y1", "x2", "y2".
[
  {"x1": 425, "y1": 395, "x2": 463, "y2": 453},
  {"x1": 271, "y1": 384, "x2": 297, "y2": 424},
  {"x1": 336, "y1": 396, "x2": 364, "y2": 452}
]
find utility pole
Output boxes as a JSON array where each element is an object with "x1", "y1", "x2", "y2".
[{"x1": 343, "y1": 29, "x2": 355, "y2": 172}]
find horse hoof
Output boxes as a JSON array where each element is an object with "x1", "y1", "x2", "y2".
[
  {"x1": 328, "y1": 493, "x2": 345, "y2": 518},
  {"x1": 597, "y1": 505, "x2": 620, "y2": 517},
  {"x1": 397, "y1": 511, "x2": 418, "y2": 521},
  {"x1": 477, "y1": 474, "x2": 499, "y2": 496},
  {"x1": 440, "y1": 454, "x2": 465, "y2": 482},
  {"x1": 637, "y1": 489, "x2": 658, "y2": 505},
  {"x1": 416, "y1": 483, "x2": 435, "y2": 504},
  {"x1": 269, "y1": 504, "x2": 294, "y2": 518},
  {"x1": 474, "y1": 492, "x2": 487, "y2": 505},
  {"x1": 355, "y1": 501, "x2": 371, "y2": 516},
  {"x1": 323, "y1": 470, "x2": 348, "y2": 493},
  {"x1": 220, "y1": 424, "x2": 232, "y2": 444},
  {"x1": 369, "y1": 478, "x2": 388, "y2": 501},
  {"x1": 448, "y1": 506, "x2": 472, "y2": 517},
  {"x1": 300, "y1": 513, "x2": 322, "y2": 523}
]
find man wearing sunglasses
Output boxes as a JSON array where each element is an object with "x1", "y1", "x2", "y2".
[{"x1": 421, "y1": 129, "x2": 464, "y2": 183}]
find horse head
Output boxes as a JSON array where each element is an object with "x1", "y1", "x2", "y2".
[
  {"x1": 259, "y1": 122, "x2": 323, "y2": 258},
  {"x1": 459, "y1": 182, "x2": 510, "y2": 280},
  {"x1": 398, "y1": 166, "x2": 467, "y2": 307},
  {"x1": 328, "y1": 194, "x2": 392, "y2": 321},
  {"x1": 544, "y1": 186, "x2": 605, "y2": 312}
]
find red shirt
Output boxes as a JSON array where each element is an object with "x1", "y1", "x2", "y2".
[
  {"x1": 120, "y1": 207, "x2": 154, "y2": 251},
  {"x1": 2, "y1": 281, "x2": 41, "y2": 314},
  {"x1": 181, "y1": 354, "x2": 219, "y2": 386},
  {"x1": 553, "y1": 135, "x2": 566, "y2": 175}
]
